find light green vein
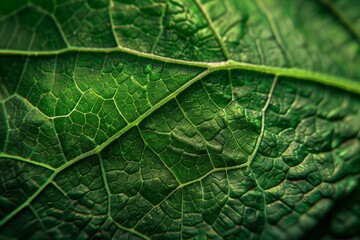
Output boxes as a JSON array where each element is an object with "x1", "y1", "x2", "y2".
[
  {"x1": 320, "y1": 0, "x2": 360, "y2": 41},
  {"x1": 112, "y1": 217, "x2": 150, "y2": 240},
  {"x1": 194, "y1": 0, "x2": 230, "y2": 59},
  {"x1": 99, "y1": 155, "x2": 112, "y2": 217},
  {"x1": 0, "y1": 47, "x2": 209, "y2": 67},
  {"x1": 0, "y1": 153, "x2": 56, "y2": 171},
  {"x1": 137, "y1": 125, "x2": 183, "y2": 184},
  {"x1": 29, "y1": 205, "x2": 47, "y2": 232},
  {"x1": 109, "y1": 0, "x2": 121, "y2": 47},
  {"x1": 131, "y1": 162, "x2": 249, "y2": 231},
  {"x1": 27, "y1": 3, "x2": 70, "y2": 47},
  {"x1": 0, "y1": 171, "x2": 57, "y2": 228},
  {"x1": 180, "y1": 188, "x2": 184, "y2": 240},
  {"x1": 1, "y1": 48, "x2": 359, "y2": 95},
  {"x1": 213, "y1": 60, "x2": 360, "y2": 95},
  {"x1": 254, "y1": 0, "x2": 293, "y2": 65},
  {"x1": 1, "y1": 104, "x2": 10, "y2": 151},
  {"x1": 248, "y1": 75, "x2": 278, "y2": 165},
  {"x1": 246, "y1": 75, "x2": 278, "y2": 240},
  {"x1": 151, "y1": 1, "x2": 167, "y2": 54},
  {"x1": 175, "y1": 97, "x2": 217, "y2": 170}
]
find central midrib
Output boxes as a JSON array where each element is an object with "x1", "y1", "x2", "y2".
[{"x1": 1, "y1": 46, "x2": 359, "y2": 95}]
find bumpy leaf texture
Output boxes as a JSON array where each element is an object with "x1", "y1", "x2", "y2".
[{"x1": 0, "y1": 0, "x2": 360, "y2": 239}]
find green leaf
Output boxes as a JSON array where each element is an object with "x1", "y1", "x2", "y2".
[{"x1": 0, "y1": 0, "x2": 359, "y2": 239}]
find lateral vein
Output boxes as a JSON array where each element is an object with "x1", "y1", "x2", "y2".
[
  {"x1": 0, "y1": 153, "x2": 56, "y2": 171},
  {"x1": 194, "y1": 0, "x2": 231, "y2": 59},
  {"x1": 0, "y1": 172, "x2": 56, "y2": 228},
  {"x1": 319, "y1": 0, "x2": 360, "y2": 41}
]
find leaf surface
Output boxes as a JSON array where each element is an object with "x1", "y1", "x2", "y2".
[{"x1": 0, "y1": 0, "x2": 359, "y2": 239}]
